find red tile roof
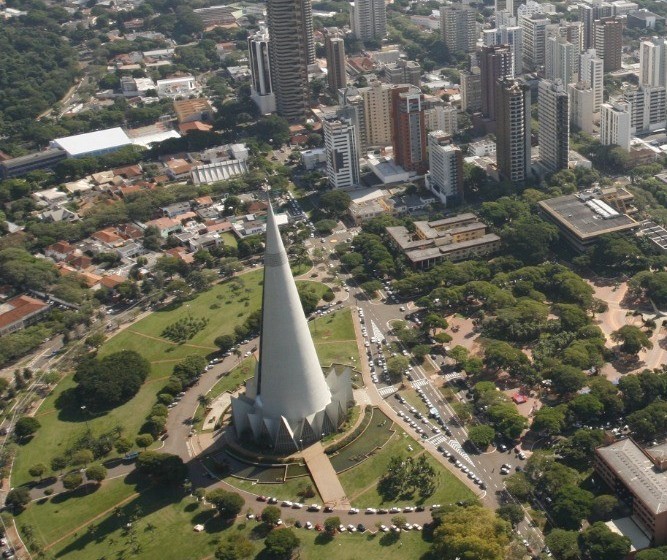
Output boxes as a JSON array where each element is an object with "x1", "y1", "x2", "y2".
[{"x1": 0, "y1": 295, "x2": 48, "y2": 330}]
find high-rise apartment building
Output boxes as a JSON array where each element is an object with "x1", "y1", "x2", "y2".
[
  {"x1": 424, "y1": 103, "x2": 459, "y2": 135},
  {"x1": 339, "y1": 87, "x2": 368, "y2": 153},
  {"x1": 623, "y1": 85, "x2": 667, "y2": 134},
  {"x1": 248, "y1": 25, "x2": 276, "y2": 114},
  {"x1": 545, "y1": 36, "x2": 575, "y2": 85},
  {"x1": 579, "y1": 1, "x2": 613, "y2": 49},
  {"x1": 580, "y1": 48, "x2": 604, "y2": 112},
  {"x1": 460, "y1": 69, "x2": 482, "y2": 112},
  {"x1": 520, "y1": 13, "x2": 550, "y2": 70},
  {"x1": 600, "y1": 101, "x2": 631, "y2": 150},
  {"x1": 495, "y1": 79, "x2": 531, "y2": 183},
  {"x1": 483, "y1": 26, "x2": 524, "y2": 75},
  {"x1": 425, "y1": 131, "x2": 464, "y2": 205},
  {"x1": 480, "y1": 45, "x2": 513, "y2": 120},
  {"x1": 385, "y1": 59, "x2": 422, "y2": 87},
  {"x1": 495, "y1": 0, "x2": 514, "y2": 16},
  {"x1": 267, "y1": 0, "x2": 313, "y2": 120},
  {"x1": 391, "y1": 88, "x2": 428, "y2": 174},
  {"x1": 538, "y1": 79, "x2": 569, "y2": 172},
  {"x1": 362, "y1": 80, "x2": 395, "y2": 148},
  {"x1": 323, "y1": 115, "x2": 360, "y2": 189},
  {"x1": 440, "y1": 5, "x2": 477, "y2": 54},
  {"x1": 594, "y1": 16, "x2": 623, "y2": 71},
  {"x1": 639, "y1": 37, "x2": 667, "y2": 87},
  {"x1": 325, "y1": 28, "x2": 347, "y2": 94},
  {"x1": 351, "y1": 0, "x2": 386, "y2": 42},
  {"x1": 569, "y1": 81, "x2": 596, "y2": 133}
]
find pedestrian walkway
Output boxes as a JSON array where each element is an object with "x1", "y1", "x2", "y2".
[
  {"x1": 444, "y1": 372, "x2": 464, "y2": 382},
  {"x1": 411, "y1": 379, "x2": 429, "y2": 388},
  {"x1": 378, "y1": 386, "x2": 397, "y2": 397},
  {"x1": 301, "y1": 442, "x2": 350, "y2": 508}
]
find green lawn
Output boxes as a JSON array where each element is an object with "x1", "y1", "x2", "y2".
[
  {"x1": 41, "y1": 484, "x2": 432, "y2": 560},
  {"x1": 207, "y1": 357, "x2": 256, "y2": 403},
  {"x1": 339, "y1": 430, "x2": 474, "y2": 508},
  {"x1": 310, "y1": 309, "x2": 359, "y2": 369},
  {"x1": 399, "y1": 389, "x2": 429, "y2": 416},
  {"x1": 220, "y1": 232, "x2": 238, "y2": 248},
  {"x1": 221, "y1": 474, "x2": 323, "y2": 505}
]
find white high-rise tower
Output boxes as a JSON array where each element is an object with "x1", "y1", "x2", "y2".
[
  {"x1": 231, "y1": 205, "x2": 352, "y2": 453},
  {"x1": 248, "y1": 26, "x2": 276, "y2": 114}
]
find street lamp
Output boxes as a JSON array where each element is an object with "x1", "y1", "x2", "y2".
[
  {"x1": 81, "y1": 405, "x2": 90, "y2": 432},
  {"x1": 299, "y1": 439, "x2": 303, "y2": 452}
]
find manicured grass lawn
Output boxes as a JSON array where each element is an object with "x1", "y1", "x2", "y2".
[
  {"x1": 340, "y1": 430, "x2": 474, "y2": 508},
  {"x1": 222, "y1": 474, "x2": 323, "y2": 505},
  {"x1": 43, "y1": 485, "x2": 431, "y2": 560},
  {"x1": 220, "y1": 232, "x2": 238, "y2": 248},
  {"x1": 207, "y1": 357, "x2": 256, "y2": 403},
  {"x1": 18, "y1": 476, "x2": 139, "y2": 549},
  {"x1": 310, "y1": 309, "x2": 359, "y2": 368},
  {"x1": 399, "y1": 389, "x2": 429, "y2": 415}
]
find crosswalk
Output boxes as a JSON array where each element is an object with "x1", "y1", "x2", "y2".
[
  {"x1": 444, "y1": 371, "x2": 464, "y2": 382},
  {"x1": 378, "y1": 386, "x2": 397, "y2": 397},
  {"x1": 411, "y1": 378, "x2": 429, "y2": 388},
  {"x1": 428, "y1": 435, "x2": 474, "y2": 466}
]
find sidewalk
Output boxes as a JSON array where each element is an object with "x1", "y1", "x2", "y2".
[{"x1": 301, "y1": 442, "x2": 349, "y2": 508}]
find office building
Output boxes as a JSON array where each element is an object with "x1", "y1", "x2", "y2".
[
  {"x1": 546, "y1": 36, "x2": 575, "y2": 85},
  {"x1": 351, "y1": 0, "x2": 386, "y2": 42},
  {"x1": 483, "y1": 26, "x2": 524, "y2": 76},
  {"x1": 440, "y1": 5, "x2": 477, "y2": 54},
  {"x1": 640, "y1": 37, "x2": 667, "y2": 87},
  {"x1": 520, "y1": 13, "x2": 550, "y2": 70},
  {"x1": 267, "y1": 0, "x2": 313, "y2": 120},
  {"x1": 579, "y1": 1, "x2": 613, "y2": 49},
  {"x1": 495, "y1": 79, "x2": 531, "y2": 183},
  {"x1": 386, "y1": 214, "x2": 501, "y2": 269},
  {"x1": 569, "y1": 81, "x2": 596, "y2": 134},
  {"x1": 460, "y1": 68, "x2": 482, "y2": 111},
  {"x1": 0, "y1": 149, "x2": 66, "y2": 179},
  {"x1": 480, "y1": 45, "x2": 513, "y2": 120},
  {"x1": 248, "y1": 26, "x2": 276, "y2": 114},
  {"x1": 323, "y1": 115, "x2": 360, "y2": 189},
  {"x1": 595, "y1": 439, "x2": 667, "y2": 546},
  {"x1": 594, "y1": 17, "x2": 623, "y2": 71},
  {"x1": 231, "y1": 204, "x2": 352, "y2": 453},
  {"x1": 325, "y1": 28, "x2": 347, "y2": 94},
  {"x1": 424, "y1": 103, "x2": 458, "y2": 135},
  {"x1": 425, "y1": 131, "x2": 464, "y2": 205},
  {"x1": 600, "y1": 101, "x2": 632, "y2": 150},
  {"x1": 624, "y1": 85, "x2": 667, "y2": 134},
  {"x1": 538, "y1": 79, "x2": 569, "y2": 172},
  {"x1": 391, "y1": 88, "x2": 428, "y2": 174},
  {"x1": 385, "y1": 59, "x2": 421, "y2": 87},
  {"x1": 580, "y1": 48, "x2": 604, "y2": 112},
  {"x1": 495, "y1": 0, "x2": 514, "y2": 16}
]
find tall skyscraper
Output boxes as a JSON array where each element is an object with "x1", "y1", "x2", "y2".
[
  {"x1": 639, "y1": 37, "x2": 667, "y2": 87},
  {"x1": 483, "y1": 26, "x2": 524, "y2": 75},
  {"x1": 231, "y1": 204, "x2": 352, "y2": 453},
  {"x1": 440, "y1": 5, "x2": 477, "y2": 54},
  {"x1": 579, "y1": 1, "x2": 613, "y2": 49},
  {"x1": 594, "y1": 17, "x2": 623, "y2": 71},
  {"x1": 495, "y1": 78, "x2": 531, "y2": 184},
  {"x1": 569, "y1": 81, "x2": 595, "y2": 133},
  {"x1": 325, "y1": 28, "x2": 347, "y2": 94},
  {"x1": 425, "y1": 131, "x2": 464, "y2": 205},
  {"x1": 623, "y1": 85, "x2": 667, "y2": 134},
  {"x1": 391, "y1": 88, "x2": 428, "y2": 174},
  {"x1": 580, "y1": 48, "x2": 604, "y2": 112},
  {"x1": 248, "y1": 25, "x2": 276, "y2": 114},
  {"x1": 362, "y1": 80, "x2": 395, "y2": 148},
  {"x1": 323, "y1": 114, "x2": 360, "y2": 189},
  {"x1": 351, "y1": 0, "x2": 386, "y2": 42},
  {"x1": 538, "y1": 79, "x2": 569, "y2": 173},
  {"x1": 480, "y1": 45, "x2": 513, "y2": 119},
  {"x1": 600, "y1": 102, "x2": 631, "y2": 150},
  {"x1": 339, "y1": 87, "x2": 367, "y2": 153},
  {"x1": 520, "y1": 13, "x2": 550, "y2": 70},
  {"x1": 267, "y1": 0, "x2": 313, "y2": 120},
  {"x1": 460, "y1": 68, "x2": 482, "y2": 111},
  {"x1": 495, "y1": 0, "x2": 514, "y2": 16},
  {"x1": 545, "y1": 36, "x2": 575, "y2": 85}
]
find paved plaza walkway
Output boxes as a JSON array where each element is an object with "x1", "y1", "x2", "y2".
[{"x1": 301, "y1": 442, "x2": 350, "y2": 508}]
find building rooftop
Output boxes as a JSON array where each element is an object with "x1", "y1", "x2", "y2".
[
  {"x1": 52, "y1": 127, "x2": 132, "y2": 157},
  {"x1": 538, "y1": 193, "x2": 638, "y2": 242},
  {"x1": 0, "y1": 295, "x2": 49, "y2": 331},
  {"x1": 597, "y1": 438, "x2": 667, "y2": 514}
]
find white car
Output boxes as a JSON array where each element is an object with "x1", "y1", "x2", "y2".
[
  {"x1": 305, "y1": 521, "x2": 313, "y2": 529},
  {"x1": 380, "y1": 524, "x2": 389, "y2": 532},
  {"x1": 349, "y1": 508, "x2": 359, "y2": 514}
]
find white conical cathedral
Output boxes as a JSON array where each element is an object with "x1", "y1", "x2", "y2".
[{"x1": 231, "y1": 203, "x2": 352, "y2": 453}]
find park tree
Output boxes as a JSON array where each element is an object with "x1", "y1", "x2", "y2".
[
  {"x1": 206, "y1": 489, "x2": 244, "y2": 519},
  {"x1": 550, "y1": 485, "x2": 594, "y2": 530},
  {"x1": 71, "y1": 449, "x2": 94, "y2": 467},
  {"x1": 261, "y1": 505, "x2": 282, "y2": 526},
  {"x1": 578, "y1": 521, "x2": 631, "y2": 560},
  {"x1": 557, "y1": 429, "x2": 605, "y2": 470},
  {"x1": 496, "y1": 504, "x2": 524, "y2": 527},
  {"x1": 569, "y1": 393, "x2": 604, "y2": 424},
  {"x1": 136, "y1": 434, "x2": 154, "y2": 450},
  {"x1": 448, "y1": 345, "x2": 469, "y2": 367},
  {"x1": 214, "y1": 334, "x2": 235, "y2": 353},
  {"x1": 618, "y1": 375, "x2": 645, "y2": 412},
  {"x1": 386, "y1": 356, "x2": 409, "y2": 383},
  {"x1": 467, "y1": 425, "x2": 495, "y2": 449},
  {"x1": 548, "y1": 365, "x2": 586, "y2": 396},
  {"x1": 589, "y1": 494, "x2": 620, "y2": 522},
  {"x1": 114, "y1": 437, "x2": 133, "y2": 454},
  {"x1": 319, "y1": 190, "x2": 351, "y2": 218},
  {"x1": 545, "y1": 529, "x2": 580, "y2": 560},
  {"x1": 504, "y1": 472, "x2": 532, "y2": 501},
  {"x1": 51, "y1": 456, "x2": 68, "y2": 474},
  {"x1": 611, "y1": 325, "x2": 653, "y2": 355},
  {"x1": 14, "y1": 417, "x2": 41, "y2": 441},
  {"x1": 323, "y1": 516, "x2": 340, "y2": 536},
  {"x1": 263, "y1": 528, "x2": 300, "y2": 560},
  {"x1": 5, "y1": 487, "x2": 30, "y2": 512},
  {"x1": 531, "y1": 405, "x2": 566, "y2": 435},
  {"x1": 28, "y1": 463, "x2": 47, "y2": 481},
  {"x1": 85, "y1": 464, "x2": 107, "y2": 484},
  {"x1": 62, "y1": 472, "x2": 83, "y2": 491},
  {"x1": 637, "y1": 548, "x2": 667, "y2": 560},
  {"x1": 487, "y1": 403, "x2": 527, "y2": 440},
  {"x1": 215, "y1": 533, "x2": 254, "y2": 560},
  {"x1": 136, "y1": 452, "x2": 188, "y2": 484}
]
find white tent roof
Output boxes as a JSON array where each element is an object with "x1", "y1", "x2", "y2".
[{"x1": 52, "y1": 127, "x2": 131, "y2": 157}]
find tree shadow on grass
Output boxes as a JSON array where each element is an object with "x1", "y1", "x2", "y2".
[
  {"x1": 379, "y1": 531, "x2": 401, "y2": 546},
  {"x1": 249, "y1": 523, "x2": 272, "y2": 540},
  {"x1": 54, "y1": 388, "x2": 110, "y2": 423},
  {"x1": 50, "y1": 482, "x2": 102, "y2": 504},
  {"x1": 184, "y1": 501, "x2": 198, "y2": 513}
]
